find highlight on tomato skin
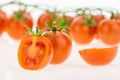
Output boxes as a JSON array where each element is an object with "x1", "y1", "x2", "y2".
[
  {"x1": 79, "y1": 46, "x2": 118, "y2": 66},
  {"x1": 18, "y1": 35, "x2": 53, "y2": 70}
]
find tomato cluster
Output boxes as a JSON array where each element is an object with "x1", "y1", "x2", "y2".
[{"x1": 0, "y1": 1, "x2": 120, "y2": 70}]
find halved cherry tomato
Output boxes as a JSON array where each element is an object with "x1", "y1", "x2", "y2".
[
  {"x1": 44, "y1": 31, "x2": 72, "y2": 64},
  {"x1": 37, "y1": 12, "x2": 60, "y2": 31},
  {"x1": 6, "y1": 10, "x2": 33, "y2": 40},
  {"x1": 97, "y1": 19, "x2": 120, "y2": 45},
  {"x1": 18, "y1": 35, "x2": 53, "y2": 70},
  {"x1": 69, "y1": 16, "x2": 96, "y2": 44},
  {"x1": 79, "y1": 46, "x2": 118, "y2": 66},
  {"x1": 0, "y1": 9, "x2": 7, "y2": 35}
]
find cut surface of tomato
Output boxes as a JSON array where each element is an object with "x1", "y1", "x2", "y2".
[{"x1": 18, "y1": 35, "x2": 53, "y2": 70}]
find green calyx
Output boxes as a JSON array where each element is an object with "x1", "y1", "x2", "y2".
[
  {"x1": 14, "y1": 11, "x2": 26, "y2": 20},
  {"x1": 46, "y1": 21, "x2": 69, "y2": 32},
  {"x1": 24, "y1": 25, "x2": 43, "y2": 36},
  {"x1": 57, "y1": 14, "x2": 72, "y2": 32},
  {"x1": 81, "y1": 14, "x2": 97, "y2": 27},
  {"x1": 46, "y1": 21, "x2": 58, "y2": 31},
  {"x1": 110, "y1": 11, "x2": 117, "y2": 19}
]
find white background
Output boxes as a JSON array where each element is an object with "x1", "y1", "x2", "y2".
[{"x1": 0, "y1": 0, "x2": 120, "y2": 80}]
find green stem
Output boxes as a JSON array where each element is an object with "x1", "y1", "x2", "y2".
[{"x1": 0, "y1": 1, "x2": 49, "y2": 11}]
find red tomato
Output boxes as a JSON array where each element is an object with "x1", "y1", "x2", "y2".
[
  {"x1": 79, "y1": 46, "x2": 118, "y2": 66},
  {"x1": 6, "y1": 10, "x2": 33, "y2": 40},
  {"x1": 97, "y1": 19, "x2": 120, "y2": 45},
  {"x1": 0, "y1": 10, "x2": 7, "y2": 35},
  {"x1": 18, "y1": 35, "x2": 53, "y2": 70},
  {"x1": 69, "y1": 16, "x2": 96, "y2": 44},
  {"x1": 43, "y1": 31, "x2": 72, "y2": 64},
  {"x1": 37, "y1": 12, "x2": 60, "y2": 31}
]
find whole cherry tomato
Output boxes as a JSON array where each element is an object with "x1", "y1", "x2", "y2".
[
  {"x1": 37, "y1": 11, "x2": 60, "y2": 31},
  {"x1": 18, "y1": 27, "x2": 53, "y2": 70},
  {"x1": 97, "y1": 19, "x2": 120, "y2": 45},
  {"x1": 79, "y1": 46, "x2": 118, "y2": 66},
  {"x1": 43, "y1": 21, "x2": 72, "y2": 64},
  {"x1": 6, "y1": 10, "x2": 33, "y2": 40},
  {"x1": 44, "y1": 31, "x2": 72, "y2": 64},
  {"x1": 69, "y1": 16, "x2": 96, "y2": 44},
  {"x1": 0, "y1": 9, "x2": 7, "y2": 35}
]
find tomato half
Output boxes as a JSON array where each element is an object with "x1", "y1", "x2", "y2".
[
  {"x1": 97, "y1": 19, "x2": 120, "y2": 45},
  {"x1": 79, "y1": 46, "x2": 118, "y2": 66},
  {"x1": 69, "y1": 16, "x2": 96, "y2": 44},
  {"x1": 44, "y1": 31, "x2": 72, "y2": 64},
  {"x1": 37, "y1": 12, "x2": 60, "y2": 31},
  {"x1": 18, "y1": 35, "x2": 53, "y2": 70},
  {"x1": 0, "y1": 9, "x2": 7, "y2": 35},
  {"x1": 6, "y1": 10, "x2": 33, "y2": 40}
]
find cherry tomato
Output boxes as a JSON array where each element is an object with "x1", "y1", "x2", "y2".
[
  {"x1": 18, "y1": 35, "x2": 53, "y2": 70},
  {"x1": 44, "y1": 31, "x2": 72, "y2": 64},
  {"x1": 69, "y1": 16, "x2": 96, "y2": 44},
  {"x1": 6, "y1": 10, "x2": 33, "y2": 40},
  {"x1": 37, "y1": 12, "x2": 60, "y2": 31},
  {"x1": 97, "y1": 19, "x2": 120, "y2": 45},
  {"x1": 79, "y1": 46, "x2": 118, "y2": 66},
  {"x1": 0, "y1": 9, "x2": 7, "y2": 35}
]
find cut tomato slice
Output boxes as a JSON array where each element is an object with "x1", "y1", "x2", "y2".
[{"x1": 79, "y1": 46, "x2": 118, "y2": 66}]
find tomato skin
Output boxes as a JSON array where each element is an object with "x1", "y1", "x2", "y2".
[
  {"x1": 79, "y1": 46, "x2": 118, "y2": 66},
  {"x1": 18, "y1": 35, "x2": 53, "y2": 70},
  {"x1": 37, "y1": 12, "x2": 60, "y2": 31},
  {"x1": 97, "y1": 19, "x2": 120, "y2": 45},
  {"x1": 0, "y1": 10, "x2": 7, "y2": 35},
  {"x1": 44, "y1": 31, "x2": 72, "y2": 64},
  {"x1": 6, "y1": 11, "x2": 33, "y2": 40},
  {"x1": 69, "y1": 16, "x2": 96, "y2": 44}
]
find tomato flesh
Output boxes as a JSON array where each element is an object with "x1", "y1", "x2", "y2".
[{"x1": 18, "y1": 35, "x2": 53, "y2": 70}]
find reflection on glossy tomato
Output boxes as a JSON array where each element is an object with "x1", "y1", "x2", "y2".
[
  {"x1": 69, "y1": 16, "x2": 96, "y2": 44},
  {"x1": 79, "y1": 46, "x2": 118, "y2": 66},
  {"x1": 0, "y1": 10, "x2": 7, "y2": 35},
  {"x1": 44, "y1": 31, "x2": 72, "y2": 64},
  {"x1": 6, "y1": 10, "x2": 33, "y2": 40},
  {"x1": 97, "y1": 19, "x2": 120, "y2": 45},
  {"x1": 18, "y1": 35, "x2": 53, "y2": 70}
]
